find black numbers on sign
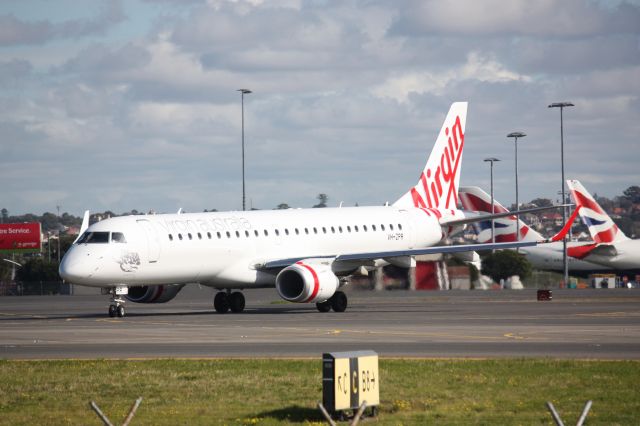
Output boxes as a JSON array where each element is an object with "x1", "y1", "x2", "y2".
[{"x1": 361, "y1": 370, "x2": 376, "y2": 391}]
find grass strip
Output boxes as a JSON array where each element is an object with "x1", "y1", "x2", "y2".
[{"x1": 0, "y1": 359, "x2": 638, "y2": 425}]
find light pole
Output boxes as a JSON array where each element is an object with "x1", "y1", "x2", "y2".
[
  {"x1": 484, "y1": 157, "x2": 500, "y2": 247},
  {"x1": 507, "y1": 132, "x2": 526, "y2": 242},
  {"x1": 237, "y1": 89, "x2": 252, "y2": 211},
  {"x1": 548, "y1": 102, "x2": 574, "y2": 287}
]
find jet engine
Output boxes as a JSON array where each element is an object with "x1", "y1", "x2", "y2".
[
  {"x1": 126, "y1": 284, "x2": 185, "y2": 303},
  {"x1": 275, "y1": 260, "x2": 339, "y2": 303}
]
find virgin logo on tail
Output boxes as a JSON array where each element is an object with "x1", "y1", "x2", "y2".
[
  {"x1": 394, "y1": 102, "x2": 467, "y2": 211},
  {"x1": 410, "y1": 115, "x2": 464, "y2": 209}
]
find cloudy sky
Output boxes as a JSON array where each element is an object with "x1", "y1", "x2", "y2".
[{"x1": 1, "y1": 0, "x2": 639, "y2": 216}]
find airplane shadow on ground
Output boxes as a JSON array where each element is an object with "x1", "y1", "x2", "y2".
[{"x1": 0, "y1": 305, "x2": 435, "y2": 321}]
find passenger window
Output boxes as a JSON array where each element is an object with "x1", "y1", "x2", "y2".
[
  {"x1": 168, "y1": 234, "x2": 173, "y2": 241},
  {"x1": 178, "y1": 234, "x2": 183, "y2": 240},
  {"x1": 112, "y1": 232, "x2": 127, "y2": 243},
  {"x1": 363, "y1": 225, "x2": 367, "y2": 232},
  {"x1": 381, "y1": 224, "x2": 385, "y2": 231},
  {"x1": 275, "y1": 229, "x2": 280, "y2": 236},
  {"x1": 338, "y1": 226, "x2": 343, "y2": 233},
  {"x1": 217, "y1": 232, "x2": 222, "y2": 239},
  {"x1": 235, "y1": 231, "x2": 240, "y2": 237},
  {"x1": 188, "y1": 233, "x2": 193, "y2": 240},
  {"x1": 226, "y1": 231, "x2": 231, "y2": 238},
  {"x1": 295, "y1": 228, "x2": 299, "y2": 235},
  {"x1": 347, "y1": 226, "x2": 351, "y2": 232},
  {"x1": 264, "y1": 230, "x2": 269, "y2": 236},
  {"x1": 254, "y1": 230, "x2": 259, "y2": 237},
  {"x1": 331, "y1": 226, "x2": 335, "y2": 233},
  {"x1": 322, "y1": 227, "x2": 327, "y2": 234},
  {"x1": 313, "y1": 227, "x2": 318, "y2": 234},
  {"x1": 372, "y1": 225, "x2": 377, "y2": 231},
  {"x1": 245, "y1": 230, "x2": 250, "y2": 237},
  {"x1": 390, "y1": 224, "x2": 394, "y2": 231},
  {"x1": 398, "y1": 224, "x2": 403, "y2": 230},
  {"x1": 207, "y1": 232, "x2": 212, "y2": 239},
  {"x1": 285, "y1": 229, "x2": 289, "y2": 236},
  {"x1": 355, "y1": 226, "x2": 359, "y2": 232},
  {"x1": 305, "y1": 228, "x2": 309, "y2": 234},
  {"x1": 197, "y1": 232, "x2": 202, "y2": 239}
]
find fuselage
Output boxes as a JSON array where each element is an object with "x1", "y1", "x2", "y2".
[
  {"x1": 520, "y1": 242, "x2": 610, "y2": 274},
  {"x1": 59, "y1": 206, "x2": 448, "y2": 288},
  {"x1": 580, "y1": 239, "x2": 640, "y2": 271}
]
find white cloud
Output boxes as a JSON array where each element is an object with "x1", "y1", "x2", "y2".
[{"x1": 372, "y1": 52, "x2": 531, "y2": 102}]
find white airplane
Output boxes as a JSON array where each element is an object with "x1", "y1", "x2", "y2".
[
  {"x1": 59, "y1": 102, "x2": 575, "y2": 317},
  {"x1": 567, "y1": 179, "x2": 640, "y2": 272},
  {"x1": 459, "y1": 186, "x2": 609, "y2": 274}
]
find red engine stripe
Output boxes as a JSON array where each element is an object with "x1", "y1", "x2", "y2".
[{"x1": 297, "y1": 262, "x2": 320, "y2": 303}]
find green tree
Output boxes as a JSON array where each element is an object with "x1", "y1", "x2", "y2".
[
  {"x1": 481, "y1": 250, "x2": 532, "y2": 283},
  {"x1": 623, "y1": 186, "x2": 640, "y2": 203},
  {"x1": 530, "y1": 198, "x2": 553, "y2": 208},
  {"x1": 313, "y1": 193, "x2": 328, "y2": 208},
  {"x1": 16, "y1": 258, "x2": 61, "y2": 282},
  {"x1": 275, "y1": 203, "x2": 290, "y2": 210}
]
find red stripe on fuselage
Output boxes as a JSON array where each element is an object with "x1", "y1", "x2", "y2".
[
  {"x1": 297, "y1": 262, "x2": 320, "y2": 303},
  {"x1": 567, "y1": 243, "x2": 598, "y2": 259}
]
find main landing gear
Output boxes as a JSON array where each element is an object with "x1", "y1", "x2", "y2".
[
  {"x1": 316, "y1": 291, "x2": 348, "y2": 313},
  {"x1": 108, "y1": 288, "x2": 127, "y2": 318},
  {"x1": 214, "y1": 290, "x2": 245, "y2": 314}
]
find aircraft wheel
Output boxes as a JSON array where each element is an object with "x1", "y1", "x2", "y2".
[
  {"x1": 116, "y1": 305, "x2": 125, "y2": 318},
  {"x1": 316, "y1": 300, "x2": 331, "y2": 312},
  {"x1": 330, "y1": 291, "x2": 348, "y2": 313},
  {"x1": 214, "y1": 292, "x2": 230, "y2": 313},
  {"x1": 229, "y1": 292, "x2": 245, "y2": 313},
  {"x1": 108, "y1": 304, "x2": 117, "y2": 318}
]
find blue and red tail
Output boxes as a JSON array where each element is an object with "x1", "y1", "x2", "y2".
[
  {"x1": 567, "y1": 179, "x2": 628, "y2": 244},
  {"x1": 458, "y1": 186, "x2": 543, "y2": 243}
]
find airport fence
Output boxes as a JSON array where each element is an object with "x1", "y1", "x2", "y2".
[{"x1": 0, "y1": 280, "x2": 71, "y2": 296}]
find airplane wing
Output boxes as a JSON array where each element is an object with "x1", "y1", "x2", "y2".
[{"x1": 258, "y1": 207, "x2": 581, "y2": 270}]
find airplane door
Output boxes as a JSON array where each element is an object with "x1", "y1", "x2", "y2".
[{"x1": 137, "y1": 219, "x2": 161, "y2": 263}]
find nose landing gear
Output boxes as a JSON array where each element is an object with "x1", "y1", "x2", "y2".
[{"x1": 107, "y1": 286, "x2": 127, "y2": 318}]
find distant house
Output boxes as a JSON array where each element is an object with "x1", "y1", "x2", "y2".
[{"x1": 65, "y1": 226, "x2": 81, "y2": 236}]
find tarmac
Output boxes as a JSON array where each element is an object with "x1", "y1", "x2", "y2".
[{"x1": 1, "y1": 286, "x2": 639, "y2": 359}]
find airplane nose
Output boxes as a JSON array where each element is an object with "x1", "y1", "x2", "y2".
[{"x1": 59, "y1": 251, "x2": 97, "y2": 283}]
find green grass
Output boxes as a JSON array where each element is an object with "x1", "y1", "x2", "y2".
[{"x1": 1, "y1": 359, "x2": 638, "y2": 425}]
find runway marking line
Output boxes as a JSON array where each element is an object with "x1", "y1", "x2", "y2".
[{"x1": 576, "y1": 311, "x2": 640, "y2": 318}]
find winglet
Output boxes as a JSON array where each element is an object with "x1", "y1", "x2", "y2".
[
  {"x1": 73, "y1": 210, "x2": 90, "y2": 244},
  {"x1": 545, "y1": 206, "x2": 581, "y2": 243}
]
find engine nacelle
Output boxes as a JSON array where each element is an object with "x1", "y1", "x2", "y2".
[
  {"x1": 125, "y1": 284, "x2": 185, "y2": 303},
  {"x1": 276, "y1": 259, "x2": 339, "y2": 303}
]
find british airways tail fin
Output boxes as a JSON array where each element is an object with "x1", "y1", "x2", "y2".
[
  {"x1": 393, "y1": 102, "x2": 467, "y2": 210},
  {"x1": 458, "y1": 186, "x2": 543, "y2": 243},
  {"x1": 566, "y1": 179, "x2": 629, "y2": 243}
]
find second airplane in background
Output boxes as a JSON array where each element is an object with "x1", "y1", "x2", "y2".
[{"x1": 459, "y1": 186, "x2": 608, "y2": 274}]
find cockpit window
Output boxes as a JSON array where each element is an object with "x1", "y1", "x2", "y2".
[
  {"x1": 111, "y1": 232, "x2": 127, "y2": 243},
  {"x1": 76, "y1": 232, "x2": 90, "y2": 244},
  {"x1": 77, "y1": 231, "x2": 110, "y2": 244}
]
